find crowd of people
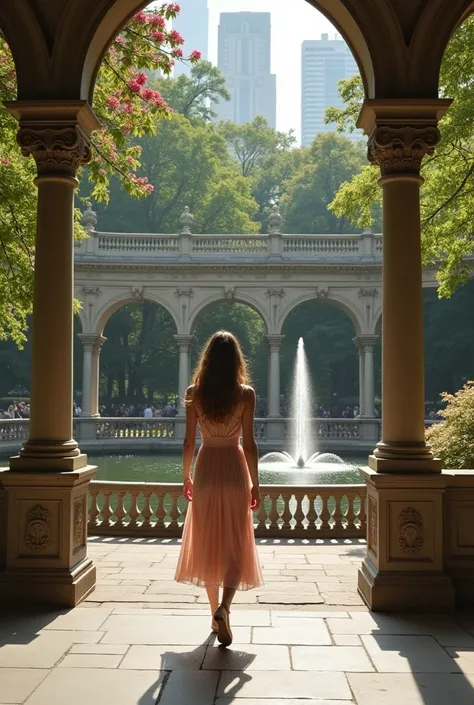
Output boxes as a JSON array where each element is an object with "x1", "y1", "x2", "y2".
[
  {"x1": 0, "y1": 401, "x2": 30, "y2": 419},
  {"x1": 99, "y1": 401, "x2": 179, "y2": 418}
]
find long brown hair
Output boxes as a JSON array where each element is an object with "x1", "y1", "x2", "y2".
[{"x1": 189, "y1": 331, "x2": 249, "y2": 419}]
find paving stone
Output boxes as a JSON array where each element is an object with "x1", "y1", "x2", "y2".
[
  {"x1": 253, "y1": 619, "x2": 331, "y2": 645},
  {"x1": 0, "y1": 631, "x2": 74, "y2": 668},
  {"x1": 257, "y1": 593, "x2": 324, "y2": 605},
  {"x1": 159, "y1": 670, "x2": 219, "y2": 705},
  {"x1": 216, "y1": 701, "x2": 351, "y2": 705},
  {"x1": 321, "y1": 592, "x2": 365, "y2": 606},
  {"x1": 120, "y1": 644, "x2": 206, "y2": 670},
  {"x1": 292, "y1": 645, "x2": 374, "y2": 671},
  {"x1": 217, "y1": 670, "x2": 351, "y2": 700},
  {"x1": 272, "y1": 610, "x2": 350, "y2": 621},
  {"x1": 349, "y1": 673, "x2": 474, "y2": 705},
  {"x1": 328, "y1": 613, "x2": 474, "y2": 645},
  {"x1": 46, "y1": 630, "x2": 104, "y2": 644},
  {"x1": 445, "y1": 649, "x2": 474, "y2": 674},
  {"x1": 306, "y1": 554, "x2": 344, "y2": 564},
  {"x1": 90, "y1": 591, "x2": 196, "y2": 603},
  {"x1": 0, "y1": 668, "x2": 50, "y2": 704},
  {"x1": 203, "y1": 644, "x2": 291, "y2": 670},
  {"x1": 361, "y1": 634, "x2": 461, "y2": 673},
  {"x1": 69, "y1": 644, "x2": 129, "y2": 655},
  {"x1": 256, "y1": 582, "x2": 319, "y2": 593},
  {"x1": 334, "y1": 634, "x2": 362, "y2": 646},
  {"x1": 41, "y1": 608, "x2": 112, "y2": 631},
  {"x1": 24, "y1": 668, "x2": 165, "y2": 705},
  {"x1": 58, "y1": 654, "x2": 122, "y2": 669},
  {"x1": 281, "y1": 570, "x2": 326, "y2": 579}
]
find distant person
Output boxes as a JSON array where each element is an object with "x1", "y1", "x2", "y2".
[
  {"x1": 143, "y1": 405, "x2": 153, "y2": 419},
  {"x1": 175, "y1": 331, "x2": 263, "y2": 647}
]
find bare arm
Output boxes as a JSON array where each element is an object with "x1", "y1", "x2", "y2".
[
  {"x1": 182, "y1": 386, "x2": 197, "y2": 483},
  {"x1": 242, "y1": 387, "x2": 259, "y2": 491}
]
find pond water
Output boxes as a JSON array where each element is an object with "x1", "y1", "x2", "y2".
[{"x1": 90, "y1": 452, "x2": 365, "y2": 485}]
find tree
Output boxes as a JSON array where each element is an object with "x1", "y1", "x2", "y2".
[
  {"x1": 326, "y1": 16, "x2": 474, "y2": 296},
  {"x1": 0, "y1": 3, "x2": 200, "y2": 343},
  {"x1": 154, "y1": 61, "x2": 230, "y2": 122},
  {"x1": 426, "y1": 382, "x2": 474, "y2": 469},
  {"x1": 281, "y1": 134, "x2": 367, "y2": 234},
  {"x1": 92, "y1": 113, "x2": 259, "y2": 234}
]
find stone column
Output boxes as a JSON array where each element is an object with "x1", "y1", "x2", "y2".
[
  {"x1": 267, "y1": 335, "x2": 284, "y2": 418},
  {"x1": 174, "y1": 334, "x2": 194, "y2": 416},
  {"x1": 356, "y1": 99, "x2": 454, "y2": 611},
  {"x1": 0, "y1": 101, "x2": 99, "y2": 607},
  {"x1": 354, "y1": 337, "x2": 366, "y2": 416},
  {"x1": 78, "y1": 335, "x2": 106, "y2": 417},
  {"x1": 357, "y1": 335, "x2": 378, "y2": 418}
]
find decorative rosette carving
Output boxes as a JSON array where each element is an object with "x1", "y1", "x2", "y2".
[
  {"x1": 368, "y1": 126, "x2": 440, "y2": 176},
  {"x1": 17, "y1": 125, "x2": 92, "y2": 178}
]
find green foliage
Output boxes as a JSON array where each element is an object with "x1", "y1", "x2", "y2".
[
  {"x1": 93, "y1": 113, "x2": 259, "y2": 234},
  {"x1": 326, "y1": 16, "x2": 474, "y2": 295},
  {"x1": 426, "y1": 382, "x2": 474, "y2": 469},
  {"x1": 281, "y1": 133, "x2": 368, "y2": 234}
]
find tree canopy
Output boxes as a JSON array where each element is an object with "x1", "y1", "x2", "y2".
[{"x1": 326, "y1": 16, "x2": 474, "y2": 296}]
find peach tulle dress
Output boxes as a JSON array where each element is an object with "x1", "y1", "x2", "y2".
[{"x1": 174, "y1": 398, "x2": 263, "y2": 591}]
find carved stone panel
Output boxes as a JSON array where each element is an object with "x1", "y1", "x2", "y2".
[
  {"x1": 368, "y1": 495, "x2": 378, "y2": 557},
  {"x1": 18, "y1": 500, "x2": 61, "y2": 559},
  {"x1": 74, "y1": 496, "x2": 87, "y2": 553},
  {"x1": 398, "y1": 506, "x2": 423, "y2": 554},
  {"x1": 24, "y1": 505, "x2": 51, "y2": 552},
  {"x1": 387, "y1": 501, "x2": 434, "y2": 564}
]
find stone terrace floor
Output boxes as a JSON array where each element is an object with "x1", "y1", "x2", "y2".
[{"x1": 2, "y1": 538, "x2": 474, "y2": 704}]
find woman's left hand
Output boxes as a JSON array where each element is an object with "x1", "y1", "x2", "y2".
[{"x1": 183, "y1": 477, "x2": 193, "y2": 501}]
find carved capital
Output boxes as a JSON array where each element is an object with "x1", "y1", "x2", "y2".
[
  {"x1": 368, "y1": 125, "x2": 440, "y2": 177},
  {"x1": 17, "y1": 124, "x2": 92, "y2": 179},
  {"x1": 267, "y1": 334, "x2": 285, "y2": 352},
  {"x1": 174, "y1": 334, "x2": 194, "y2": 352},
  {"x1": 78, "y1": 334, "x2": 107, "y2": 353}
]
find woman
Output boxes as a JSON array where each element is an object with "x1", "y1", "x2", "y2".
[{"x1": 174, "y1": 331, "x2": 263, "y2": 647}]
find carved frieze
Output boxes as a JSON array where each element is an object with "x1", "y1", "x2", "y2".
[
  {"x1": 369, "y1": 497, "x2": 378, "y2": 554},
  {"x1": 74, "y1": 497, "x2": 86, "y2": 552}
]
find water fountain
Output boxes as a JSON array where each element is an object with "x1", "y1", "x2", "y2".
[{"x1": 259, "y1": 337, "x2": 360, "y2": 484}]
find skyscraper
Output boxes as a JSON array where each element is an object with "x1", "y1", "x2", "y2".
[
  {"x1": 301, "y1": 34, "x2": 361, "y2": 147},
  {"x1": 215, "y1": 12, "x2": 276, "y2": 128},
  {"x1": 173, "y1": 0, "x2": 209, "y2": 78}
]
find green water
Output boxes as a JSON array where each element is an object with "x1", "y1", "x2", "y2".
[{"x1": 90, "y1": 453, "x2": 364, "y2": 485}]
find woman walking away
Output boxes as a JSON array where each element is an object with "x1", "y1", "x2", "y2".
[{"x1": 174, "y1": 331, "x2": 263, "y2": 647}]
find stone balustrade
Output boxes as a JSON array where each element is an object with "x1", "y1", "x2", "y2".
[
  {"x1": 88, "y1": 481, "x2": 367, "y2": 539},
  {"x1": 75, "y1": 230, "x2": 383, "y2": 262}
]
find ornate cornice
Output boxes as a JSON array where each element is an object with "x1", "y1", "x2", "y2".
[
  {"x1": 74, "y1": 263, "x2": 383, "y2": 276},
  {"x1": 368, "y1": 125, "x2": 440, "y2": 177}
]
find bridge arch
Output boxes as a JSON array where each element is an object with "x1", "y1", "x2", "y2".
[
  {"x1": 279, "y1": 291, "x2": 365, "y2": 338},
  {"x1": 188, "y1": 292, "x2": 271, "y2": 335},
  {"x1": 93, "y1": 291, "x2": 180, "y2": 337}
]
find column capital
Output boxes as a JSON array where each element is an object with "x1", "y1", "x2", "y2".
[
  {"x1": 174, "y1": 334, "x2": 194, "y2": 351},
  {"x1": 267, "y1": 334, "x2": 285, "y2": 351},
  {"x1": 354, "y1": 335, "x2": 379, "y2": 354},
  {"x1": 78, "y1": 334, "x2": 106, "y2": 353},
  {"x1": 5, "y1": 101, "x2": 100, "y2": 180},
  {"x1": 357, "y1": 99, "x2": 451, "y2": 178}
]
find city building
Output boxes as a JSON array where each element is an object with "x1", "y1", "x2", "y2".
[
  {"x1": 215, "y1": 12, "x2": 276, "y2": 128},
  {"x1": 173, "y1": 0, "x2": 209, "y2": 78},
  {"x1": 301, "y1": 33, "x2": 361, "y2": 147}
]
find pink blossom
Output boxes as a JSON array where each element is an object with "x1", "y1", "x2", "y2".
[
  {"x1": 134, "y1": 10, "x2": 147, "y2": 23},
  {"x1": 107, "y1": 96, "x2": 120, "y2": 110},
  {"x1": 151, "y1": 30, "x2": 166, "y2": 42},
  {"x1": 169, "y1": 29, "x2": 184, "y2": 45},
  {"x1": 98, "y1": 168, "x2": 107, "y2": 176},
  {"x1": 172, "y1": 48, "x2": 183, "y2": 58},
  {"x1": 144, "y1": 184, "x2": 154, "y2": 193},
  {"x1": 136, "y1": 72, "x2": 147, "y2": 86},
  {"x1": 190, "y1": 49, "x2": 201, "y2": 61},
  {"x1": 166, "y1": 3, "x2": 181, "y2": 12},
  {"x1": 128, "y1": 79, "x2": 142, "y2": 93},
  {"x1": 126, "y1": 155, "x2": 135, "y2": 165},
  {"x1": 1, "y1": 157, "x2": 10, "y2": 166},
  {"x1": 149, "y1": 14, "x2": 165, "y2": 27},
  {"x1": 114, "y1": 36, "x2": 126, "y2": 46}
]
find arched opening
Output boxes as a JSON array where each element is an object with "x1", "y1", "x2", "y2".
[
  {"x1": 97, "y1": 300, "x2": 177, "y2": 413},
  {"x1": 191, "y1": 301, "x2": 268, "y2": 413},
  {"x1": 282, "y1": 299, "x2": 373, "y2": 417}
]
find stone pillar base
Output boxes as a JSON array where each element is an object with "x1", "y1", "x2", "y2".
[
  {"x1": 359, "y1": 467, "x2": 454, "y2": 612},
  {"x1": 0, "y1": 557, "x2": 96, "y2": 607},
  {"x1": 10, "y1": 451, "x2": 89, "y2": 472},
  {"x1": 0, "y1": 465, "x2": 96, "y2": 608},
  {"x1": 358, "y1": 558, "x2": 454, "y2": 612},
  {"x1": 444, "y1": 471, "x2": 474, "y2": 608},
  {"x1": 368, "y1": 448, "x2": 442, "y2": 473}
]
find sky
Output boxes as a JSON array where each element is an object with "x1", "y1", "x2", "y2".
[{"x1": 207, "y1": 0, "x2": 349, "y2": 141}]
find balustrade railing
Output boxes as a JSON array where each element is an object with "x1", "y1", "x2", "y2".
[
  {"x1": 92, "y1": 417, "x2": 176, "y2": 439},
  {"x1": 88, "y1": 481, "x2": 366, "y2": 539},
  {"x1": 75, "y1": 231, "x2": 383, "y2": 261},
  {"x1": 0, "y1": 418, "x2": 29, "y2": 442}
]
